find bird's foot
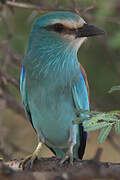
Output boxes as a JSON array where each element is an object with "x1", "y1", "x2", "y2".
[
  {"x1": 59, "y1": 146, "x2": 74, "y2": 165},
  {"x1": 19, "y1": 142, "x2": 43, "y2": 170},
  {"x1": 19, "y1": 153, "x2": 38, "y2": 170}
]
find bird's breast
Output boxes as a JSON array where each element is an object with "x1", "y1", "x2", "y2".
[{"x1": 27, "y1": 75, "x2": 78, "y2": 147}]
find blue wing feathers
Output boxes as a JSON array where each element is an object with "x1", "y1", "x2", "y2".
[
  {"x1": 72, "y1": 71, "x2": 89, "y2": 111},
  {"x1": 20, "y1": 66, "x2": 35, "y2": 130},
  {"x1": 20, "y1": 66, "x2": 25, "y2": 95},
  {"x1": 72, "y1": 69, "x2": 89, "y2": 159}
]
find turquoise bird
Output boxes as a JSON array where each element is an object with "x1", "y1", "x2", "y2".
[{"x1": 20, "y1": 11, "x2": 104, "y2": 168}]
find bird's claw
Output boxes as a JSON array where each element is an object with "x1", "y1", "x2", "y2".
[
  {"x1": 59, "y1": 150, "x2": 73, "y2": 166},
  {"x1": 19, "y1": 153, "x2": 38, "y2": 170},
  {"x1": 19, "y1": 142, "x2": 43, "y2": 170}
]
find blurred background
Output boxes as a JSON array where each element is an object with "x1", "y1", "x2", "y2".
[{"x1": 0, "y1": 0, "x2": 120, "y2": 163}]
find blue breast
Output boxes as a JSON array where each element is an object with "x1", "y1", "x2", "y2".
[{"x1": 26, "y1": 70, "x2": 78, "y2": 146}]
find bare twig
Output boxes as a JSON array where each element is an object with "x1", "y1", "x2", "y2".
[
  {"x1": 0, "y1": 93, "x2": 25, "y2": 118},
  {"x1": 0, "y1": 146, "x2": 11, "y2": 161},
  {"x1": 82, "y1": 5, "x2": 95, "y2": 14},
  {"x1": 0, "y1": 121, "x2": 11, "y2": 160},
  {"x1": 2, "y1": 55, "x2": 11, "y2": 71},
  {"x1": 0, "y1": 69, "x2": 19, "y2": 89},
  {"x1": 93, "y1": 148, "x2": 103, "y2": 161},
  {"x1": 5, "y1": 1, "x2": 71, "y2": 12},
  {"x1": 3, "y1": 0, "x2": 95, "y2": 15},
  {"x1": 72, "y1": 0, "x2": 77, "y2": 9},
  {"x1": 0, "y1": 41, "x2": 22, "y2": 67},
  {"x1": 71, "y1": 0, "x2": 80, "y2": 14}
]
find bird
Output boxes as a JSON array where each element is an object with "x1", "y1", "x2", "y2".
[{"x1": 20, "y1": 11, "x2": 105, "y2": 169}]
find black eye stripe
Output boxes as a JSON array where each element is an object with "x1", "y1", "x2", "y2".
[
  {"x1": 45, "y1": 23, "x2": 64, "y2": 33},
  {"x1": 43, "y1": 23, "x2": 105, "y2": 38},
  {"x1": 45, "y1": 23, "x2": 88, "y2": 37},
  {"x1": 45, "y1": 23, "x2": 84, "y2": 32}
]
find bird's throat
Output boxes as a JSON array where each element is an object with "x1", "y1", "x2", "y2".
[{"x1": 24, "y1": 41, "x2": 80, "y2": 87}]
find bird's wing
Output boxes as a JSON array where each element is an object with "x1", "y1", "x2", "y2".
[
  {"x1": 20, "y1": 66, "x2": 35, "y2": 130},
  {"x1": 72, "y1": 64, "x2": 90, "y2": 159},
  {"x1": 20, "y1": 66, "x2": 56, "y2": 155}
]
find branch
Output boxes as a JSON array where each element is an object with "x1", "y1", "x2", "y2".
[
  {"x1": 82, "y1": 5, "x2": 95, "y2": 14},
  {"x1": 71, "y1": 0, "x2": 80, "y2": 14},
  {"x1": 93, "y1": 148, "x2": 103, "y2": 161},
  {"x1": 0, "y1": 41, "x2": 22, "y2": 67},
  {"x1": 5, "y1": 1, "x2": 72, "y2": 12},
  {"x1": 0, "y1": 122, "x2": 11, "y2": 161},
  {"x1": 4, "y1": 0, "x2": 95, "y2": 15},
  {"x1": 6, "y1": 1, "x2": 45, "y2": 11},
  {"x1": 0, "y1": 92, "x2": 25, "y2": 118},
  {"x1": 0, "y1": 69, "x2": 19, "y2": 89},
  {"x1": 0, "y1": 157, "x2": 120, "y2": 180}
]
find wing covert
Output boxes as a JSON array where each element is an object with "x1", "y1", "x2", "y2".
[
  {"x1": 72, "y1": 64, "x2": 90, "y2": 159},
  {"x1": 20, "y1": 66, "x2": 35, "y2": 130}
]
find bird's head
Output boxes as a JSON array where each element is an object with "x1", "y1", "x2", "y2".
[
  {"x1": 27, "y1": 11, "x2": 105, "y2": 53},
  {"x1": 25, "y1": 11, "x2": 105, "y2": 78}
]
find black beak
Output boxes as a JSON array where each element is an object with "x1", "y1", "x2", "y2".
[{"x1": 76, "y1": 23, "x2": 105, "y2": 38}]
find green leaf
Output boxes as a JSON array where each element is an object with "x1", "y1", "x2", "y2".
[
  {"x1": 98, "y1": 125, "x2": 112, "y2": 143},
  {"x1": 101, "y1": 114, "x2": 118, "y2": 122},
  {"x1": 109, "y1": 85, "x2": 120, "y2": 93},
  {"x1": 72, "y1": 117, "x2": 87, "y2": 124},
  {"x1": 84, "y1": 113, "x2": 106, "y2": 127},
  {"x1": 84, "y1": 122, "x2": 109, "y2": 131},
  {"x1": 115, "y1": 121, "x2": 120, "y2": 134},
  {"x1": 107, "y1": 110, "x2": 120, "y2": 116}
]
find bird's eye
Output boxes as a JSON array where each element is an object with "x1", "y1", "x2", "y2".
[{"x1": 53, "y1": 23, "x2": 64, "y2": 33}]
